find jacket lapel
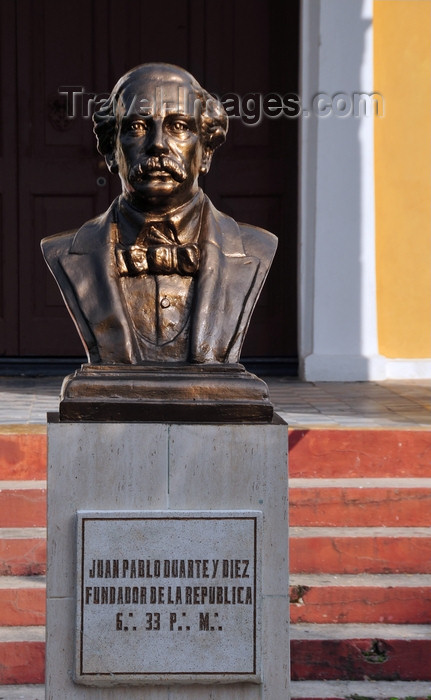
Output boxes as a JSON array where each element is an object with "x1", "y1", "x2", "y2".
[
  {"x1": 191, "y1": 198, "x2": 260, "y2": 363},
  {"x1": 60, "y1": 203, "x2": 140, "y2": 364}
]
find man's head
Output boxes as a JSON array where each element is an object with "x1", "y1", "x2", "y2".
[{"x1": 94, "y1": 63, "x2": 228, "y2": 212}]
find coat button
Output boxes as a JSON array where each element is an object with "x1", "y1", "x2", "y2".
[{"x1": 160, "y1": 297, "x2": 170, "y2": 308}]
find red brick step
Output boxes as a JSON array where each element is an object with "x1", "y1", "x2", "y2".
[
  {"x1": 0, "y1": 433, "x2": 47, "y2": 481},
  {"x1": 0, "y1": 483, "x2": 46, "y2": 527},
  {"x1": 0, "y1": 529, "x2": 46, "y2": 576},
  {"x1": 289, "y1": 574, "x2": 431, "y2": 624},
  {"x1": 291, "y1": 624, "x2": 431, "y2": 681},
  {"x1": 0, "y1": 577, "x2": 45, "y2": 626},
  {"x1": 289, "y1": 429, "x2": 431, "y2": 478},
  {"x1": 290, "y1": 478, "x2": 431, "y2": 527},
  {"x1": 290, "y1": 527, "x2": 431, "y2": 574},
  {"x1": 0, "y1": 628, "x2": 45, "y2": 685}
]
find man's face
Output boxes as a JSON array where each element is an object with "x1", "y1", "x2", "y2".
[{"x1": 113, "y1": 68, "x2": 209, "y2": 213}]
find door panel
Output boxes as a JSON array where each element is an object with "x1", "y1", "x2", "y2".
[
  {"x1": 0, "y1": 1, "x2": 18, "y2": 354},
  {"x1": 16, "y1": 1, "x2": 111, "y2": 354},
  {"x1": 5, "y1": 0, "x2": 298, "y2": 358},
  {"x1": 202, "y1": 0, "x2": 298, "y2": 356}
]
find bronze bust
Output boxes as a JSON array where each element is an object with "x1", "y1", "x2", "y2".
[{"x1": 41, "y1": 64, "x2": 277, "y2": 421}]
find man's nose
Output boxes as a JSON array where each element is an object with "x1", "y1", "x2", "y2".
[{"x1": 145, "y1": 121, "x2": 169, "y2": 155}]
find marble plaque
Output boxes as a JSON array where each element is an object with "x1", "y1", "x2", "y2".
[{"x1": 75, "y1": 510, "x2": 262, "y2": 685}]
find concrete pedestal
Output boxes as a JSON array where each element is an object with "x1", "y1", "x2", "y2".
[{"x1": 46, "y1": 418, "x2": 289, "y2": 699}]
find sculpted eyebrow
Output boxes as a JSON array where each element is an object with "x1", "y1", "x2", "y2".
[{"x1": 123, "y1": 111, "x2": 151, "y2": 120}]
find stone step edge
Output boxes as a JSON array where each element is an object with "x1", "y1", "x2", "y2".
[
  {"x1": 1, "y1": 525, "x2": 429, "y2": 538},
  {"x1": 0, "y1": 481, "x2": 46, "y2": 489},
  {"x1": 3, "y1": 479, "x2": 431, "y2": 489},
  {"x1": 0, "y1": 684, "x2": 430, "y2": 700},
  {"x1": 2, "y1": 574, "x2": 429, "y2": 589},
  {"x1": 290, "y1": 680, "x2": 431, "y2": 698},
  {"x1": 5, "y1": 624, "x2": 430, "y2": 642},
  {"x1": 0, "y1": 425, "x2": 46, "y2": 434},
  {"x1": 6, "y1": 424, "x2": 427, "y2": 433},
  {"x1": 0, "y1": 527, "x2": 46, "y2": 538},
  {"x1": 290, "y1": 477, "x2": 431, "y2": 487},
  {"x1": 290, "y1": 526, "x2": 431, "y2": 536},
  {"x1": 290, "y1": 573, "x2": 431, "y2": 586},
  {"x1": 0, "y1": 626, "x2": 45, "y2": 641},
  {"x1": 0, "y1": 576, "x2": 46, "y2": 589},
  {"x1": 0, "y1": 687, "x2": 44, "y2": 698},
  {"x1": 283, "y1": 419, "x2": 431, "y2": 430},
  {"x1": 290, "y1": 623, "x2": 431, "y2": 640}
]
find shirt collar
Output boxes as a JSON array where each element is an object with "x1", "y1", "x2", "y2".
[{"x1": 117, "y1": 190, "x2": 204, "y2": 246}]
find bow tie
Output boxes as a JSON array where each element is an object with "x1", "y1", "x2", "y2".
[
  {"x1": 117, "y1": 243, "x2": 200, "y2": 276},
  {"x1": 116, "y1": 220, "x2": 200, "y2": 276}
]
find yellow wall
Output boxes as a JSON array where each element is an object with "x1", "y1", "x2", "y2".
[{"x1": 374, "y1": 0, "x2": 431, "y2": 358}]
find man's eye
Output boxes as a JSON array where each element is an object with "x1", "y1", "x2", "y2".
[
  {"x1": 170, "y1": 121, "x2": 189, "y2": 133},
  {"x1": 129, "y1": 121, "x2": 147, "y2": 133}
]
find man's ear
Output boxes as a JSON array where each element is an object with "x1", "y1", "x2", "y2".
[
  {"x1": 199, "y1": 147, "x2": 213, "y2": 175},
  {"x1": 105, "y1": 152, "x2": 119, "y2": 174}
]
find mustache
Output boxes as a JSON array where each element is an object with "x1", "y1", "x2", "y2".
[{"x1": 130, "y1": 157, "x2": 187, "y2": 183}]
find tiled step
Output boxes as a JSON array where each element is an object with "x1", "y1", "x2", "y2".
[
  {"x1": 289, "y1": 429, "x2": 431, "y2": 478},
  {"x1": 0, "y1": 627, "x2": 45, "y2": 685},
  {"x1": 0, "y1": 577, "x2": 45, "y2": 626},
  {"x1": 0, "y1": 433, "x2": 47, "y2": 480},
  {"x1": 0, "y1": 528, "x2": 46, "y2": 576},
  {"x1": 290, "y1": 679, "x2": 431, "y2": 699},
  {"x1": 289, "y1": 574, "x2": 431, "y2": 624},
  {"x1": 0, "y1": 482, "x2": 46, "y2": 527},
  {"x1": 290, "y1": 478, "x2": 431, "y2": 526},
  {"x1": 291, "y1": 624, "x2": 431, "y2": 681},
  {"x1": 290, "y1": 527, "x2": 431, "y2": 574}
]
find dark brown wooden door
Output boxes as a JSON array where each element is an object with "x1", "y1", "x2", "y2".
[
  {"x1": 16, "y1": 1, "x2": 112, "y2": 355},
  {"x1": 201, "y1": 1, "x2": 298, "y2": 357},
  {"x1": 0, "y1": 1, "x2": 19, "y2": 355},
  {"x1": 2, "y1": 0, "x2": 298, "y2": 359}
]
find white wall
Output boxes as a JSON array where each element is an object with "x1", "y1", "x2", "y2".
[{"x1": 298, "y1": 0, "x2": 385, "y2": 380}]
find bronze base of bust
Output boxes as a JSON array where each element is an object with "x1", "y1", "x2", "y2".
[{"x1": 59, "y1": 363, "x2": 274, "y2": 423}]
